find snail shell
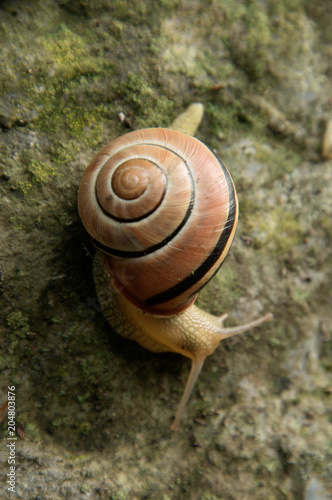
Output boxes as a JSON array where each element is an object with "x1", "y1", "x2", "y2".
[{"x1": 78, "y1": 128, "x2": 238, "y2": 315}]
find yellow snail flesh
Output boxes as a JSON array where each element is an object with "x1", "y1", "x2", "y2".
[
  {"x1": 322, "y1": 119, "x2": 332, "y2": 159},
  {"x1": 78, "y1": 104, "x2": 272, "y2": 430}
]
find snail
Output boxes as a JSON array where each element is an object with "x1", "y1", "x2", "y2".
[{"x1": 78, "y1": 104, "x2": 272, "y2": 430}]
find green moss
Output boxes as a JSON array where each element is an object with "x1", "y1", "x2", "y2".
[
  {"x1": 228, "y1": 3, "x2": 272, "y2": 80},
  {"x1": 114, "y1": 74, "x2": 174, "y2": 128},
  {"x1": 55, "y1": 139, "x2": 82, "y2": 165},
  {"x1": 79, "y1": 422, "x2": 92, "y2": 435},
  {"x1": 200, "y1": 494, "x2": 220, "y2": 500},
  {"x1": 216, "y1": 0, "x2": 306, "y2": 83},
  {"x1": 18, "y1": 26, "x2": 109, "y2": 160},
  {"x1": 27, "y1": 159, "x2": 56, "y2": 183},
  {"x1": 6, "y1": 311, "x2": 31, "y2": 356},
  {"x1": 206, "y1": 103, "x2": 241, "y2": 142},
  {"x1": 51, "y1": 417, "x2": 64, "y2": 429},
  {"x1": 7, "y1": 157, "x2": 59, "y2": 196},
  {"x1": 77, "y1": 393, "x2": 91, "y2": 404},
  {"x1": 41, "y1": 25, "x2": 90, "y2": 76},
  {"x1": 110, "y1": 491, "x2": 131, "y2": 500},
  {"x1": 4, "y1": 20, "x2": 170, "y2": 171},
  {"x1": 12, "y1": 183, "x2": 33, "y2": 198},
  {"x1": 7, "y1": 311, "x2": 30, "y2": 336}
]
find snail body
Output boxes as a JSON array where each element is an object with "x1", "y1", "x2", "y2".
[{"x1": 78, "y1": 104, "x2": 272, "y2": 430}]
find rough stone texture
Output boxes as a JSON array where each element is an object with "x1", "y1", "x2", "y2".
[{"x1": 0, "y1": 1, "x2": 331, "y2": 499}]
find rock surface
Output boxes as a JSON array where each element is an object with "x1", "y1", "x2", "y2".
[{"x1": 0, "y1": 1, "x2": 331, "y2": 499}]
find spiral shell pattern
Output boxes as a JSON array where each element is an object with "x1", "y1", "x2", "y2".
[{"x1": 78, "y1": 128, "x2": 238, "y2": 315}]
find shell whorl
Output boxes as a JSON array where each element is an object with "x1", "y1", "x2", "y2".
[{"x1": 78, "y1": 128, "x2": 238, "y2": 315}]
